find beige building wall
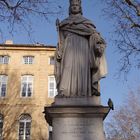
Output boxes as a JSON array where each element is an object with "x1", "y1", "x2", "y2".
[{"x1": 0, "y1": 44, "x2": 56, "y2": 140}]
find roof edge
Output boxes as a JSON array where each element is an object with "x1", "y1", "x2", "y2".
[{"x1": 0, "y1": 44, "x2": 56, "y2": 48}]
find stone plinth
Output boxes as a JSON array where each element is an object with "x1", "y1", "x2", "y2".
[
  {"x1": 54, "y1": 96, "x2": 101, "y2": 106},
  {"x1": 44, "y1": 102, "x2": 110, "y2": 140}
]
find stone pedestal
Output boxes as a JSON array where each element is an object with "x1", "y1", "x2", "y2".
[{"x1": 44, "y1": 97, "x2": 110, "y2": 140}]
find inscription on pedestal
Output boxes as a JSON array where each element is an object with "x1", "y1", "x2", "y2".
[
  {"x1": 53, "y1": 118, "x2": 105, "y2": 140},
  {"x1": 61, "y1": 121, "x2": 94, "y2": 138}
]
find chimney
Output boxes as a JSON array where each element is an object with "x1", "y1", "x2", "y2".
[{"x1": 5, "y1": 40, "x2": 13, "y2": 44}]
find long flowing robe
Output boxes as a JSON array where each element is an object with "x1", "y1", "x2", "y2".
[{"x1": 55, "y1": 15, "x2": 107, "y2": 97}]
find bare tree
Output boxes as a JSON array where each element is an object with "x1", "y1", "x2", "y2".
[
  {"x1": 0, "y1": 0, "x2": 62, "y2": 38},
  {"x1": 105, "y1": 89, "x2": 140, "y2": 140},
  {"x1": 101, "y1": 0, "x2": 140, "y2": 75}
]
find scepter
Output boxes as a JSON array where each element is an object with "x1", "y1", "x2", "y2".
[
  {"x1": 55, "y1": 18, "x2": 61, "y2": 60},
  {"x1": 56, "y1": 18, "x2": 60, "y2": 46},
  {"x1": 56, "y1": 18, "x2": 60, "y2": 31}
]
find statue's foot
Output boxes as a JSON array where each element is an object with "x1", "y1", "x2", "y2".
[
  {"x1": 55, "y1": 94, "x2": 65, "y2": 98},
  {"x1": 92, "y1": 90, "x2": 101, "y2": 96},
  {"x1": 94, "y1": 91, "x2": 101, "y2": 96}
]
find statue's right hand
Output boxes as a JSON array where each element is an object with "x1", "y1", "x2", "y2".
[
  {"x1": 95, "y1": 44, "x2": 104, "y2": 57},
  {"x1": 69, "y1": 21, "x2": 74, "y2": 26}
]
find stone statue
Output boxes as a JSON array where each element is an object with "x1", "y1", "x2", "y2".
[{"x1": 54, "y1": 0, "x2": 107, "y2": 97}]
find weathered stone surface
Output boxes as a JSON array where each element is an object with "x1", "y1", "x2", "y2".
[
  {"x1": 53, "y1": 117, "x2": 105, "y2": 140},
  {"x1": 54, "y1": 96, "x2": 101, "y2": 106},
  {"x1": 44, "y1": 0, "x2": 110, "y2": 140},
  {"x1": 44, "y1": 105, "x2": 110, "y2": 140},
  {"x1": 55, "y1": 0, "x2": 107, "y2": 97}
]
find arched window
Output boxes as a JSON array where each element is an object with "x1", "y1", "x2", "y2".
[
  {"x1": 18, "y1": 114, "x2": 31, "y2": 140},
  {"x1": 0, "y1": 114, "x2": 3, "y2": 140}
]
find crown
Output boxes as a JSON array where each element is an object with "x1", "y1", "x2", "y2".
[{"x1": 70, "y1": 0, "x2": 81, "y2": 5}]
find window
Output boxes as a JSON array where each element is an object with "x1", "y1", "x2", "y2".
[
  {"x1": 0, "y1": 114, "x2": 3, "y2": 140},
  {"x1": 19, "y1": 114, "x2": 31, "y2": 140},
  {"x1": 49, "y1": 126, "x2": 53, "y2": 140},
  {"x1": 21, "y1": 75, "x2": 33, "y2": 97},
  {"x1": 0, "y1": 55, "x2": 9, "y2": 64},
  {"x1": 0, "y1": 75, "x2": 8, "y2": 97},
  {"x1": 49, "y1": 56, "x2": 55, "y2": 65},
  {"x1": 48, "y1": 76, "x2": 57, "y2": 98},
  {"x1": 23, "y1": 56, "x2": 34, "y2": 64}
]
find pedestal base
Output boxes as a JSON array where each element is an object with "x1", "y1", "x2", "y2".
[
  {"x1": 44, "y1": 105, "x2": 110, "y2": 140},
  {"x1": 54, "y1": 96, "x2": 101, "y2": 106}
]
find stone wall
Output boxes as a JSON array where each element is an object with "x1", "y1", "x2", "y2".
[{"x1": 0, "y1": 44, "x2": 56, "y2": 140}]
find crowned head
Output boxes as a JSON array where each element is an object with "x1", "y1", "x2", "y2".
[
  {"x1": 70, "y1": 0, "x2": 81, "y2": 5},
  {"x1": 69, "y1": 0, "x2": 83, "y2": 15}
]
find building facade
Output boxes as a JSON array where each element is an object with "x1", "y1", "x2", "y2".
[{"x1": 0, "y1": 42, "x2": 57, "y2": 140}]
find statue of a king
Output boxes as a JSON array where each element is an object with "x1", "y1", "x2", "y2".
[{"x1": 55, "y1": 0, "x2": 107, "y2": 97}]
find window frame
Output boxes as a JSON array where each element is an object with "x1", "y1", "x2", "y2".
[
  {"x1": 0, "y1": 75, "x2": 8, "y2": 98},
  {"x1": 20, "y1": 75, "x2": 34, "y2": 98},
  {"x1": 23, "y1": 56, "x2": 34, "y2": 65},
  {"x1": 0, "y1": 114, "x2": 3, "y2": 140},
  {"x1": 48, "y1": 56, "x2": 55, "y2": 65},
  {"x1": 0, "y1": 55, "x2": 10, "y2": 64},
  {"x1": 18, "y1": 114, "x2": 31, "y2": 140},
  {"x1": 48, "y1": 75, "x2": 57, "y2": 98}
]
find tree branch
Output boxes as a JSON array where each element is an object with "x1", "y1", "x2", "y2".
[{"x1": 125, "y1": 0, "x2": 140, "y2": 16}]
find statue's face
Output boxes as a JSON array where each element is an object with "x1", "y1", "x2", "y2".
[{"x1": 71, "y1": 4, "x2": 81, "y2": 14}]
